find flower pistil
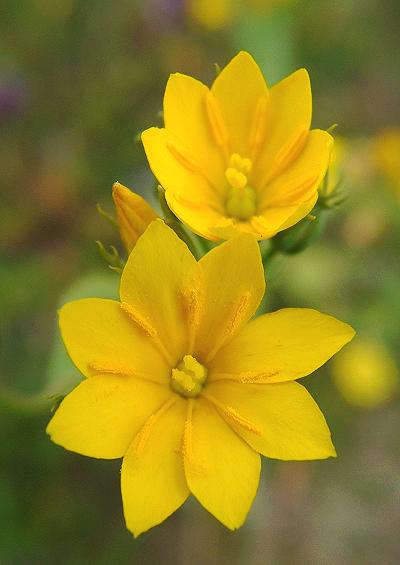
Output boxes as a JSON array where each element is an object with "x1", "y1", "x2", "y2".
[{"x1": 170, "y1": 355, "x2": 208, "y2": 398}]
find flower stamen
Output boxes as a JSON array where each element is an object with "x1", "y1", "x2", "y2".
[
  {"x1": 260, "y1": 127, "x2": 309, "y2": 188},
  {"x1": 181, "y1": 282, "x2": 203, "y2": 354},
  {"x1": 167, "y1": 139, "x2": 201, "y2": 173},
  {"x1": 249, "y1": 95, "x2": 268, "y2": 162},
  {"x1": 202, "y1": 392, "x2": 261, "y2": 436},
  {"x1": 120, "y1": 301, "x2": 173, "y2": 365},
  {"x1": 120, "y1": 301, "x2": 157, "y2": 337},
  {"x1": 133, "y1": 397, "x2": 176, "y2": 456},
  {"x1": 88, "y1": 360, "x2": 165, "y2": 385},
  {"x1": 260, "y1": 174, "x2": 318, "y2": 211},
  {"x1": 205, "y1": 91, "x2": 230, "y2": 158},
  {"x1": 182, "y1": 399, "x2": 194, "y2": 467},
  {"x1": 209, "y1": 369, "x2": 281, "y2": 383},
  {"x1": 205, "y1": 292, "x2": 251, "y2": 363}
]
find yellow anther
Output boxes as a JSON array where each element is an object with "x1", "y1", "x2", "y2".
[
  {"x1": 120, "y1": 301, "x2": 157, "y2": 337},
  {"x1": 205, "y1": 91, "x2": 229, "y2": 148},
  {"x1": 120, "y1": 301, "x2": 174, "y2": 366},
  {"x1": 225, "y1": 292, "x2": 251, "y2": 337},
  {"x1": 223, "y1": 406, "x2": 262, "y2": 435},
  {"x1": 239, "y1": 370, "x2": 281, "y2": 383},
  {"x1": 182, "y1": 400, "x2": 194, "y2": 467},
  {"x1": 202, "y1": 392, "x2": 262, "y2": 436},
  {"x1": 263, "y1": 175, "x2": 318, "y2": 209},
  {"x1": 182, "y1": 419, "x2": 193, "y2": 465},
  {"x1": 167, "y1": 139, "x2": 201, "y2": 173},
  {"x1": 275, "y1": 127, "x2": 308, "y2": 169},
  {"x1": 133, "y1": 414, "x2": 157, "y2": 455},
  {"x1": 89, "y1": 360, "x2": 134, "y2": 376},
  {"x1": 182, "y1": 281, "x2": 203, "y2": 354},
  {"x1": 249, "y1": 95, "x2": 268, "y2": 159},
  {"x1": 205, "y1": 292, "x2": 252, "y2": 363},
  {"x1": 181, "y1": 286, "x2": 202, "y2": 329},
  {"x1": 170, "y1": 355, "x2": 208, "y2": 398},
  {"x1": 132, "y1": 397, "x2": 176, "y2": 456},
  {"x1": 89, "y1": 360, "x2": 166, "y2": 385}
]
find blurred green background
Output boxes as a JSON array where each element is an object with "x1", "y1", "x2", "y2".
[{"x1": 1, "y1": 0, "x2": 400, "y2": 563}]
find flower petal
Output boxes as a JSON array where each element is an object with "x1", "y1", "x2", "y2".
[
  {"x1": 211, "y1": 51, "x2": 269, "y2": 156},
  {"x1": 121, "y1": 397, "x2": 189, "y2": 537},
  {"x1": 59, "y1": 298, "x2": 168, "y2": 381},
  {"x1": 166, "y1": 190, "x2": 224, "y2": 241},
  {"x1": 274, "y1": 193, "x2": 318, "y2": 233},
  {"x1": 142, "y1": 127, "x2": 222, "y2": 202},
  {"x1": 120, "y1": 220, "x2": 200, "y2": 364},
  {"x1": 47, "y1": 375, "x2": 171, "y2": 458},
  {"x1": 253, "y1": 68, "x2": 312, "y2": 187},
  {"x1": 207, "y1": 380, "x2": 336, "y2": 460},
  {"x1": 163, "y1": 73, "x2": 226, "y2": 188},
  {"x1": 194, "y1": 234, "x2": 265, "y2": 361},
  {"x1": 142, "y1": 127, "x2": 223, "y2": 239},
  {"x1": 210, "y1": 217, "x2": 267, "y2": 240},
  {"x1": 210, "y1": 308, "x2": 355, "y2": 382},
  {"x1": 184, "y1": 397, "x2": 260, "y2": 530},
  {"x1": 259, "y1": 129, "x2": 333, "y2": 211}
]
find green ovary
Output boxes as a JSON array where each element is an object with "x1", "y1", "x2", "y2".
[{"x1": 225, "y1": 185, "x2": 257, "y2": 221}]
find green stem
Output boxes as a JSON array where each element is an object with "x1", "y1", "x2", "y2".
[{"x1": 262, "y1": 245, "x2": 279, "y2": 267}]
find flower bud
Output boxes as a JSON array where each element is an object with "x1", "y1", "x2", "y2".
[
  {"x1": 112, "y1": 182, "x2": 158, "y2": 253},
  {"x1": 318, "y1": 136, "x2": 348, "y2": 208},
  {"x1": 271, "y1": 212, "x2": 326, "y2": 255}
]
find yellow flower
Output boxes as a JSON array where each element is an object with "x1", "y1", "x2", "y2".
[
  {"x1": 374, "y1": 127, "x2": 400, "y2": 197},
  {"x1": 47, "y1": 220, "x2": 354, "y2": 536},
  {"x1": 187, "y1": 0, "x2": 239, "y2": 30},
  {"x1": 142, "y1": 51, "x2": 333, "y2": 241},
  {"x1": 187, "y1": 0, "x2": 294, "y2": 30},
  {"x1": 332, "y1": 338, "x2": 398, "y2": 408},
  {"x1": 112, "y1": 182, "x2": 158, "y2": 254}
]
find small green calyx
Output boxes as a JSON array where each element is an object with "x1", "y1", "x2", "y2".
[{"x1": 170, "y1": 355, "x2": 208, "y2": 398}]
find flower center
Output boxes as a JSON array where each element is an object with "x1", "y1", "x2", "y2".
[
  {"x1": 225, "y1": 153, "x2": 257, "y2": 221},
  {"x1": 170, "y1": 355, "x2": 208, "y2": 398}
]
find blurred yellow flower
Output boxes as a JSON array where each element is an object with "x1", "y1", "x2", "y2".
[
  {"x1": 187, "y1": 0, "x2": 239, "y2": 30},
  {"x1": 374, "y1": 127, "x2": 400, "y2": 196},
  {"x1": 187, "y1": 0, "x2": 294, "y2": 30},
  {"x1": 112, "y1": 182, "x2": 158, "y2": 254},
  {"x1": 332, "y1": 338, "x2": 398, "y2": 408},
  {"x1": 142, "y1": 51, "x2": 333, "y2": 241},
  {"x1": 47, "y1": 220, "x2": 353, "y2": 536}
]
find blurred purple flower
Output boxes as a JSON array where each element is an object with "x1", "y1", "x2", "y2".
[
  {"x1": 0, "y1": 75, "x2": 29, "y2": 119},
  {"x1": 142, "y1": 0, "x2": 185, "y2": 30}
]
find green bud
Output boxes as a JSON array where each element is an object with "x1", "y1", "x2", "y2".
[{"x1": 271, "y1": 211, "x2": 327, "y2": 255}]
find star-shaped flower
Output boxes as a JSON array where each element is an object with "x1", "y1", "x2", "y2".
[
  {"x1": 142, "y1": 51, "x2": 333, "y2": 240},
  {"x1": 47, "y1": 220, "x2": 354, "y2": 536}
]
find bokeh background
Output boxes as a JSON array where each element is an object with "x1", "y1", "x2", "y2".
[{"x1": 1, "y1": 0, "x2": 400, "y2": 563}]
